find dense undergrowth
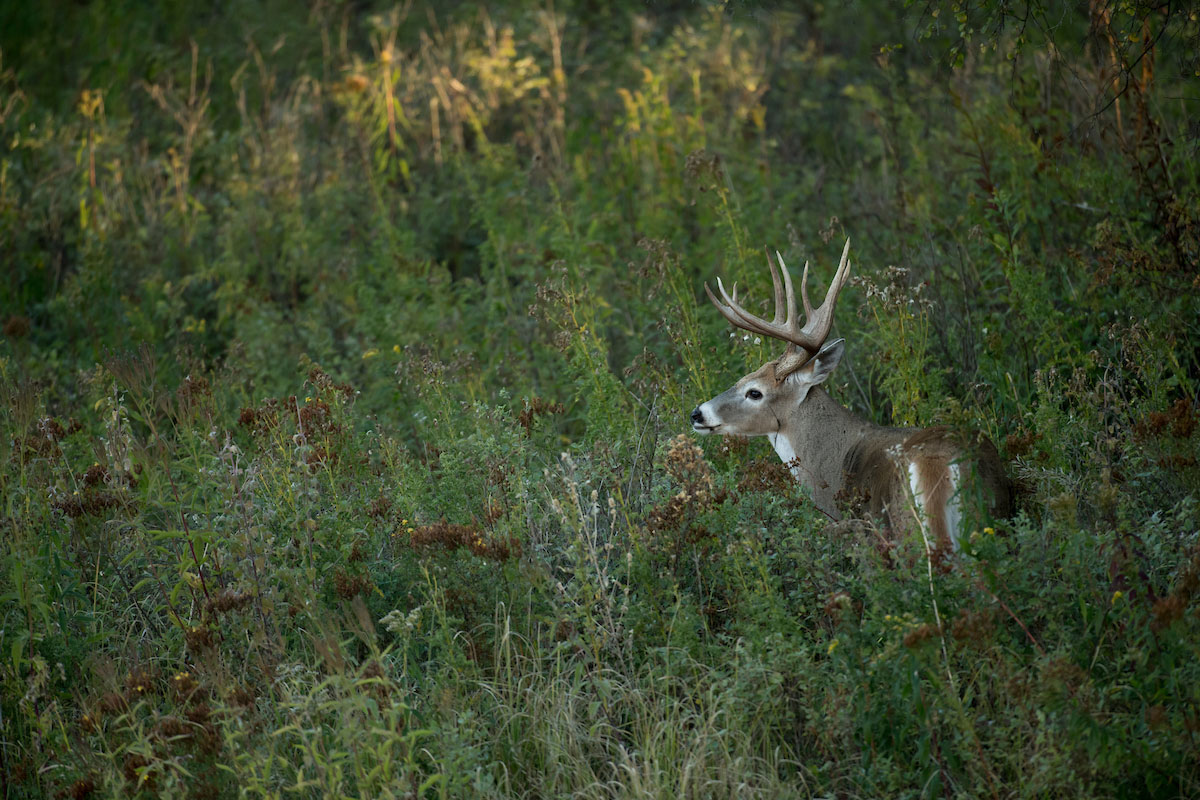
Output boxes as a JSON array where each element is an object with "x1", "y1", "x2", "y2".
[{"x1": 2, "y1": 1, "x2": 1199, "y2": 797}]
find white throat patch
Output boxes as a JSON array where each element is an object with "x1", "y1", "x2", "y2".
[{"x1": 769, "y1": 433, "x2": 801, "y2": 477}]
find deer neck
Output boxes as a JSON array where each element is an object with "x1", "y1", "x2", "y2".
[{"x1": 770, "y1": 387, "x2": 872, "y2": 519}]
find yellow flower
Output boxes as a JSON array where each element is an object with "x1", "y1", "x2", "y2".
[
  {"x1": 827, "y1": 639, "x2": 839, "y2": 655},
  {"x1": 1111, "y1": 590, "x2": 1124, "y2": 604},
  {"x1": 362, "y1": 348, "x2": 380, "y2": 359},
  {"x1": 984, "y1": 526, "x2": 996, "y2": 536},
  {"x1": 392, "y1": 344, "x2": 401, "y2": 353}
]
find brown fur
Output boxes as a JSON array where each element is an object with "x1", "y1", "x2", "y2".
[
  {"x1": 916, "y1": 457, "x2": 954, "y2": 549},
  {"x1": 843, "y1": 426, "x2": 1011, "y2": 548}
]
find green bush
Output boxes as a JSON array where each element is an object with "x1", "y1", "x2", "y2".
[{"x1": 2, "y1": 2, "x2": 1198, "y2": 797}]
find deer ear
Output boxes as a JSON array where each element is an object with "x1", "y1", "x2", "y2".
[
  {"x1": 809, "y1": 338, "x2": 844, "y2": 384},
  {"x1": 785, "y1": 338, "x2": 844, "y2": 388}
]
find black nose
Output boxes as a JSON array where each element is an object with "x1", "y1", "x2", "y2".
[{"x1": 691, "y1": 407, "x2": 704, "y2": 424}]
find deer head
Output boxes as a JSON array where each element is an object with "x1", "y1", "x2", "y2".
[{"x1": 691, "y1": 239, "x2": 853, "y2": 438}]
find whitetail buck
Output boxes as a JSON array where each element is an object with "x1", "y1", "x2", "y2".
[{"x1": 690, "y1": 239, "x2": 1010, "y2": 551}]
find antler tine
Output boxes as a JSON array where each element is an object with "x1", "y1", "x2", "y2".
[
  {"x1": 796, "y1": 257, "x2": 813, "y2": 321},
  {"x1": 720, "y1": 278, "x2": 739, "y2": 308},
  {"x1": 705, "y1": 238, "x2": 852, "y2": 362},
  {"x1": 776, "y1": 251, "x2": 807, "y2": 327},
  {"x1": 794, "y1": 237, "x2": 853, "y2": 350},
  {"x1": 706, "y1": 280, "x2": 769, "y2": 338},
  {"x1": 837, "y1": 237, "x2": 852, "y2": 288},
  {"x1": 714, "y1": 278, "x2": 745, "y2": 322},
  {"x1": 765, "y1": 248, "x2": 787, "y2": 326},
  {"x1": 708, "y1": 276, "x2": 772, "y2": 338},
  {"x1": 779, "y1": 251, "x2": 798, "y2": 329}
]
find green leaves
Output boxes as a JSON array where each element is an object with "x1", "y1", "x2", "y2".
[{"x1": 1, "y1": 1, "x2": 1199, "y2": 797}]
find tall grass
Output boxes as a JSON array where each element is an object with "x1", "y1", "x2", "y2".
[{"x1": 2, "y1": 2, "x2": 1199, "y2": 797}]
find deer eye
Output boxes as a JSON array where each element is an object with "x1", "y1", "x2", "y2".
[{"x1": 746, "y1": 389, "x2": 763, "y2": 400}]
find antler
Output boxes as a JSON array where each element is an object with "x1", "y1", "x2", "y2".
[{"x1": 705, "y1": 238, "x2": 852, "y2": 379}]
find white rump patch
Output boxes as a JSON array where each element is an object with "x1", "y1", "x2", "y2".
[
  {"x1": 945, "y1": 463, "x2": 962, "y2": 550},
  {"x1": 907, "y1": 461, "x2": 964, "y2": 551},
  {"x1": 907, "y1": 462, "x2": 927, "y2": 531}
]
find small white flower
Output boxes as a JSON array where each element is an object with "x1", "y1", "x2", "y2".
[{"x1": 379, "y1": 610, "x2": 405, "y2": 634}]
